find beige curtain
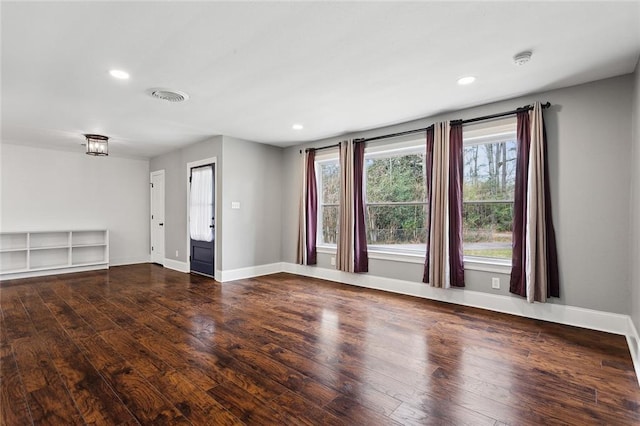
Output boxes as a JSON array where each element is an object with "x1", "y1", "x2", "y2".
[
  {"x1": 296, "y1": 151, "x2": 306, "y2": 264},
  {"x1": 526, "y1": 102, "x2": 548, "y2": 302},
  {"x1": 336, "y1": 141, "x2": 354, "y2": 272},
  {"x1": 428, "y1": 122, "x2": 451, "y2": 288}
]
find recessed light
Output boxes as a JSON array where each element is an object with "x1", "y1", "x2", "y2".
[
  {"x1": 292, "y1": 124, "x2": 304, "y2": 130},
  {"x1": 457, "y1": 76, "x2": 476, "y2": 86},
  {"x1": 109, "y1": 69, "x2": 130, "y2": 80}
]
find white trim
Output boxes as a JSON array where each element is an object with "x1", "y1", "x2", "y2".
[
  {"x1": 150, "y1": 170, "x2": 165, "y2": 266},
  {"x1": 368, "y1": 249, "x2": 424, "y2": 264},
  {"x1": 1, "y1": 264, "x2": 109, "y2": 280},
  {"x1": 281, "y1": 262, "x2": 631, "y2": 336},
  {"x1": 146, "y1": 256, "x2": 640, "y2": 384},
  {"x1": 110, "y1": 256, "x2": 150, "y2": 266},
  {"x1": 163, "y1": 258, "x2": 189, "y2": 273},
  {"x1": 186, "y1": 157, "x2": 218, "y2": 274},
  {"x1": 219, "y1": 262, "x2": 283, "y2": 283},
  {"x1": 627, "y1": 317, "x2": 640, "y2": 386},
  {"x1": 464, "y1": 258, "x2": 512, "y2": 274}
]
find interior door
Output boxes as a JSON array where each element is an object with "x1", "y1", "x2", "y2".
[
  {"x1": 150, "y1": 171, "x2": 165, "y2": 265},
  {"x1": 189, "y1": 165, "x2": 215, "y2": 277}
]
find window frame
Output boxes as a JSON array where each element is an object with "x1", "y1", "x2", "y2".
[
  {"x1": 363, "y1": 139, "x2": 428, "y2": 256},
  {"x1": 311, "y1": 120, "x2": 518, "y2": 274},
  {"x1": 315, "y1": 151, "x2": 340, "y2": 249},
  {"x1": 462, "y1": 117, "x2": 517, "y2": 267}
]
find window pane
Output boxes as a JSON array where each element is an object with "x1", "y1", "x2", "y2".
[
  {"x1": 463, "y1": 137, "x2": 516, "y2": 259},
  {"x1": 317, "y1": 159, "x2": 340, "y2": 246},
  {"x1": 463, "y1": 201, "x2": 513, "y2": 259},
  {"x1": 366, "y1": 154, "x2": 426, "y2": 203},
  {"x1": 365, "y1": 151, "x2": 427, "y2": 252},
  {"x1": 366, "y1": 204, "x2": 427, "y2": 251},
  {"x1": 321, "y1": 205, "x2": 338, "y2": 245},
  {"x1": 320, "y1": 161, "x2": 340, "y2": 204}
]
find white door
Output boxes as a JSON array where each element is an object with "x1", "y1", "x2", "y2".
[{"x1": 150, "y1": 170, "x2": 165, "y2": 265}]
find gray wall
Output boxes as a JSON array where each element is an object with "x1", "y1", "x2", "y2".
[
  {"x1": 282, "y1": 75, "x2": 634, "y2": 314},
  {"x1": 631, "y1": 62, "x2": 640, "y2": 331},
  {"x1": 150, "y1": 136, "x2": 223, "y2": 267},
  {"x1": 221, "y1": 136, "x2": 283, "y2": 270},
  {"x1": 150, "y1": 135, "x2": 283, "y2": 273}
]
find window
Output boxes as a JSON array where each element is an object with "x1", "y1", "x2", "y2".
[
  {"x1": 316, "y1": 156, "x2": 339, "y2": 246},
  {"x1": 364, "y1": 142, "x2": 427, "y2": 254},
  {"x1": 462, "y1": 119, "x2": 517, "y2": 261}
]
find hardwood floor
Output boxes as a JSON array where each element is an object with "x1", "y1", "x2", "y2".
[{"x1": 1, "y1": 264, "x2": 639, "y2": 425}]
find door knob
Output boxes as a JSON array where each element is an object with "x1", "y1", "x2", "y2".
[{"x1": 159, "y1": 223, "x2": 164, "y2": 226}]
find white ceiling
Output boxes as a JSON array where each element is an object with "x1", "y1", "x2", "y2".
[{"x1": 2, "y1": 1, "x2": 639, "y2": 159}]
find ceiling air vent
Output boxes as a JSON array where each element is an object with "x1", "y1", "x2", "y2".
[{"x1": 148, "y1": 88, "x2": 190, "y2": 103}]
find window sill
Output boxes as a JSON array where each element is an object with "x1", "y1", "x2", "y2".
[
  {"x1": 464, "y1": 257, "x2": 512, "y2": 274},
  {"x1": 316, "y1": 245, "x2": 511, "y2": 273}
]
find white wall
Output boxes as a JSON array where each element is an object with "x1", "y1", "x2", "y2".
[
  {"x1": 631, "y1": 61, "x2": 640, "y2": 332},
  {"x1": 0, "y1": 144, "x2": 150, "y2": 265},
  {"x1": 282, "y1": 75, "x2": 634, "y2": 314}
]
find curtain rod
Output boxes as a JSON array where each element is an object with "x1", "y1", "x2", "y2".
[
  {"x1": 452, "y1": 101, "x2": 551, "y2": 125},
  {"x1": 299, "y1": 142, "x2": 341, "y2": 154},
  {"x1": 354, "y1": 102, "x2": 551, "y2": 144}
]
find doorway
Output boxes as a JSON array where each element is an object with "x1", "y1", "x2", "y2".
[
  {"x1": 187, "y1": 159, "x2": 216, "y2": 277},
  {"x1": 150, "y1": 170, "x2": 165, "y2": 265}
]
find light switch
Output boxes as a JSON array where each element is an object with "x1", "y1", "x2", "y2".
[{"x1": 231, "y1": 201, "x2": 240, "y2": 209}]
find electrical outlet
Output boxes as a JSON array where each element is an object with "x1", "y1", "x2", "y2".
[
  {"x1": 492, "y1": 277, "x2": 500, "y2": 289},
  {"x1": 175, "y1": 250, "x2": 179, "y2": 258},
  {"x1": 330, "y1": 256, "x2": 336, "y2": 266}
]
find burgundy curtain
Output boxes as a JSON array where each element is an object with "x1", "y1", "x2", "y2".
[
  {"x1": 423, "y1": 126, "x2": 435, "y2": 283},
  {"x1": 448, "y1": 122, "x2": 465, "y2": 287},
  {"x1": 542, "y1": 124, "x2": 560, "y2": 298},
  {"x1": 510, "y1": 110, "x2": 531, "y2": 297},
  {"x1": 353, "y1": 141, "x2": 368, "y2": 272},
  {"x1": 510, "y1": 108, "x2": 559, "y2": 298},
  {"x1": 305, "y1": 150, "x2": 317, "y2": 265}
]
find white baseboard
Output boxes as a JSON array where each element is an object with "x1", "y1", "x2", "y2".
[
  {"x1": 219, "y1": 262, "x2": 283, "y2": 282},
  {"x1": 281, "y1": 263, "x2": 630, "y2": 336},
  {"x1": 163, "y1": 258, "x2": 189, "y2": 273},
  {"x1": 150, "y1": 258, "x2": 640, "y2": 385},
  {"x1": 627, "y1": 317, "x2": 640, "y2": 386},
  {"x1": 1, "y1": 264, "x2": 109, "y2": 281},
  {"x1": 110, "y1": 255, "x2": 151, "y2": 267}
]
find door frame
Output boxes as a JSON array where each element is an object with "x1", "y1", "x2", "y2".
[
  {"x1": 186, "y1": 157, "x2": 218, "y2": 280},
  {"x1": 150, "y1": 169, "x2": 165, "y2": 266}
]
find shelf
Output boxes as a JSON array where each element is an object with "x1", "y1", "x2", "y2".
[
  {"x1": 72, "y1": 245, "x2": 106, "y2": 265},
  {"x1": 30, "y1": 248, "x2": 69, "y2": 269},
  {"x1": 0, "y1": 233, "x2": 27, "y2": 251},
  {"x1": 0, "y1": 230, "x2": 108, "y2": 279},
  {"x1": 30, "y1": 245, "x2": 70, "y2": 251},
  {"x1": 30, "y1": 232, "x2": 69, "y2": 249},
  {"x1": 72, "y1": 231, "x2": 107, "y2": 246},
  {"x1": 0, "y1": 248, "x2": 28, "y2": 253},
  {"x1": 71, "y1": 261, "x2": 108, "y2": 267},
  {"x1": 0, "y1": 250, "x2": 28, "y2": 273}
]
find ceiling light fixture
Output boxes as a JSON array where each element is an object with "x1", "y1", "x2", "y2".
[
  {"x1": 513, "y1": 51, "x2": 533, "y2": 66},
  {"x1": 109, "y1": 69, "x2": 130, "y2": 80},
  {"x1": 457, "y1": 76, "x2": 476, "y2": 86},
  {"x1": 292, "y1": 124, "x2": 304, "y2": 130},
  {"x1": 85, "y1": 134, "x2": 109, "y2": 156}
]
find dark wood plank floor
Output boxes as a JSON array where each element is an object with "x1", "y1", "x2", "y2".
[{"x1": 1, "y1": 264, "x2": 639, "y2": 425}]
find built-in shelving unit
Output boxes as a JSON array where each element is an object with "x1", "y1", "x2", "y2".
[{"x1": 0, "y1": 230, "x2": 108, "y2": 280}]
